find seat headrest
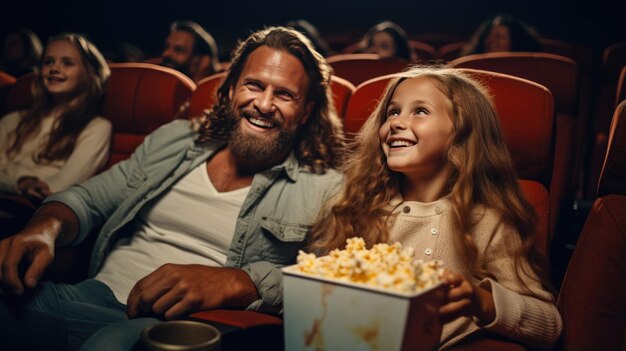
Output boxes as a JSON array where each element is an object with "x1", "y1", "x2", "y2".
[
  {"x1": 3, "y1": 72, "x2": 35, "y2": 114},
  {"x1": 104, "y1": 63, "x2": 196, "y2": 134},
  {"x1": 327, "y1": 53, "x2": 409, "y2": 86},
  {"x1": 187, "y1": 72, "x2": 226, "y2": 118},
  {"x1": 460, "y1": 69, "x2": 555, "y2": 188},
  {"x1": 450, "y1": 52, "x2": 578, "y2": 115}
]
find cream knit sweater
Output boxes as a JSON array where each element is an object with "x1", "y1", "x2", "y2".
[
  {"x1": 0, "y1": 110, "x2": 112, "y2": 194},
  {"x1": 388, "y1": 196, "x2": 562, "y2": 350}
]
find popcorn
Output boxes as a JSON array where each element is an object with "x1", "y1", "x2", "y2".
[{"x1": 295, "y1": 237, "x2": 443, "y2": 293}]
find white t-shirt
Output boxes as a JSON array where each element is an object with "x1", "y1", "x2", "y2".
[{"x1": 95, "y1": 163, "x2": 250, "y2": 304}]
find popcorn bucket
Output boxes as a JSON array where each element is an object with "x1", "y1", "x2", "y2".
[{"x1": 282, "y1": 265, "x2": 447, "y2": 351}]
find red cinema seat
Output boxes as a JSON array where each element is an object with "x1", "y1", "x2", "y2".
[
  {"x1": 343, "y1": 74, "x2": 395, "y2": 135},
  {"x1": 329, "y1": 75, "x2": 355, "y2": 118},
  {"x1": 557, "y1": 100, "x2": 626, "y2": 351},
  {"x1": 449, "y1": 52, "x2": 578, "y2": 241},
  {"x1": 187, "y1": 72, "x2": 226, "y2": 118},
  {"x1": 461, "y1": 69, "x2": 554, "y2": 254},
  {"x1": 327, "y1": 53, "x2": 409, "y2": 86},
  {"x1": 3, "y1": 71, "x2": 35, "y2": 115},
  {"x1": 102, "y1": 63, "x2": 195, "y2": 169}
]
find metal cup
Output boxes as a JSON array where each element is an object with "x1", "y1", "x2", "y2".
[{"x1": 140, "y1": 320, "x2": 221, "y2": 351}]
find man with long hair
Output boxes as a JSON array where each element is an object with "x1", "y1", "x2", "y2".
[
  {"x1": 0, "y1": 27, "x2": 344, "y2": 350},
  {"x1": 160, "y1": 20, "x2": 222, "y2": 82}
]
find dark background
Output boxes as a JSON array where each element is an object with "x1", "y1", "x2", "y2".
[{"x1": 1, "y1": 0, "x2": 625, "y2": 62}]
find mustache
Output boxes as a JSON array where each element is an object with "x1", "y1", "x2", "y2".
[{"x1": 160, "y1": 57, "x2": 189, "y2": 74}]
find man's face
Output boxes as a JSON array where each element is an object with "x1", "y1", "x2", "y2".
[
  {"x1": 228, "y1": 45, "x2": 313, "y2": 168},
  {"x1": 161, "y1": 30, "x2": 195, "y2": 74}
]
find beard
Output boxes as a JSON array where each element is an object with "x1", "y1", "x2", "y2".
[
  {"x1": 160, "y1": 57, "x2": 191, "y2": 76},
  {"x1": 228, "y1": 108, "x2": 301, "y2": 174}
]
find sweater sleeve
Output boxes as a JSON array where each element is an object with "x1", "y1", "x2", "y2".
[
  {"x1": 42, "y1": 116, "x2": 112, "y2": 193},
  {"x1": 475, "y1": 221, "x2": 563, "y2": 349}
]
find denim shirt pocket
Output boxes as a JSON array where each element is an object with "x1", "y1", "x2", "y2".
[
  {"x1": 126, "y1": 167, "x2": 148, "y2": 189},
  {"x1": 257, "y1": 216, "x2": 310, "y2": 263}
]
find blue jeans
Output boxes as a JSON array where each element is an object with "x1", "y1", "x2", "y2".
[
  {"x1": 0, "y1": 279, "x2": 127, "y2": 351},
  {"x1": 80, "y1": 317, "x2": 162, "y2": 351}
]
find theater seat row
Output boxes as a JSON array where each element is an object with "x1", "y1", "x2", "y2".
[{"x1": 1, "y1": 63, "x2": 558, "y2": 255}]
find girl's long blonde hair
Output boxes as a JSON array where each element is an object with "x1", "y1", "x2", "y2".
[
  {"x1": 309, "y1": 66, "x2": 551, "y2": 291},
  {"x1": 6, "y1": 33, "x2": 110, "y2": 163}
]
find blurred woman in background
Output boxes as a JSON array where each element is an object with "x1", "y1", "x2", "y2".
[
  {"x1": 361, "y1": 20, "x2": 414, "y2": 61},
  {"x1": 461, "y1": 13, "x2": 543, "y2": 56}
]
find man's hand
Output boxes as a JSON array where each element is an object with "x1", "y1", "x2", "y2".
[
  {"x1": 0, "y1": 229, "x2": 55, "y2": 295},
  {"x1": 439, "y1": 269, "x2": 496, "y2": 325},
  {"x1": 126, "y1": 264, "x2": 260, "y2": 320},
  {"x1": 18, "y1": 177, "x2": 53, "y2": 200},
  {"x1": 0, "y1": 202, "x2": 78, "y2": 295}
]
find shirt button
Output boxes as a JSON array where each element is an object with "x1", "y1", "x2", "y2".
[
  {"x1": 435, "y1": 206, "x2": 442, "y2": 214},
  {"x1": 431, "y1": 228, "x2": 438, "y2": 235},
  {"x1": 403, "y1": 206, "x2": 410, "y2": 213},
  {"x1": 425, "y1": 248, "x2": 432, "y2": 255}
]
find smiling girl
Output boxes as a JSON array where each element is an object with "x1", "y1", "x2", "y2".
[
  {"x1": 0, "y1": 33, "x2": 111, "y2": 201},
  {"x1": 308, "y1": 66, "x2": 562, "y2": 349}
]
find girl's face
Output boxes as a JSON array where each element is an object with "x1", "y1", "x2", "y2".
[
  {"x1": 484, "y1": 24, "x2": 512, "y2": 53},
  {"x1": 379, "y1": 76, "x2": 454, "y2": 178},
  {"x1": 367, "y1": 32, "x2": 397, "y2": 59},
  {"x1": 41, "y1": 40, "x2": 89, "y2": 99}
]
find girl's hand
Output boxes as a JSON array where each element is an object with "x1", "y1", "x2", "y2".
[
  {"x1": 17, "y1": 177, "x2": 52, "y2": 200},
  {"x1": 439, "y1": 269, "x2": 496, "y2": 325}
]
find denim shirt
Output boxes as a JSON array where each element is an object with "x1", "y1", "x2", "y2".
[{"x1": 45, "y1": 119, "x2": 343, "y2": 313}]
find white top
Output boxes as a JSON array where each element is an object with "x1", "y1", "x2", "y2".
[
  {"x1": 96, "y1": 163, "x2": 250, "y2": 304},
  {"x1": 0, "y1": 110, "x2": 112, "y2": 193}
]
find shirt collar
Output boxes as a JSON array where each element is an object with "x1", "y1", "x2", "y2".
[{"x1": 268, "y1": 151, "x2": 300, "y2": 182}]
